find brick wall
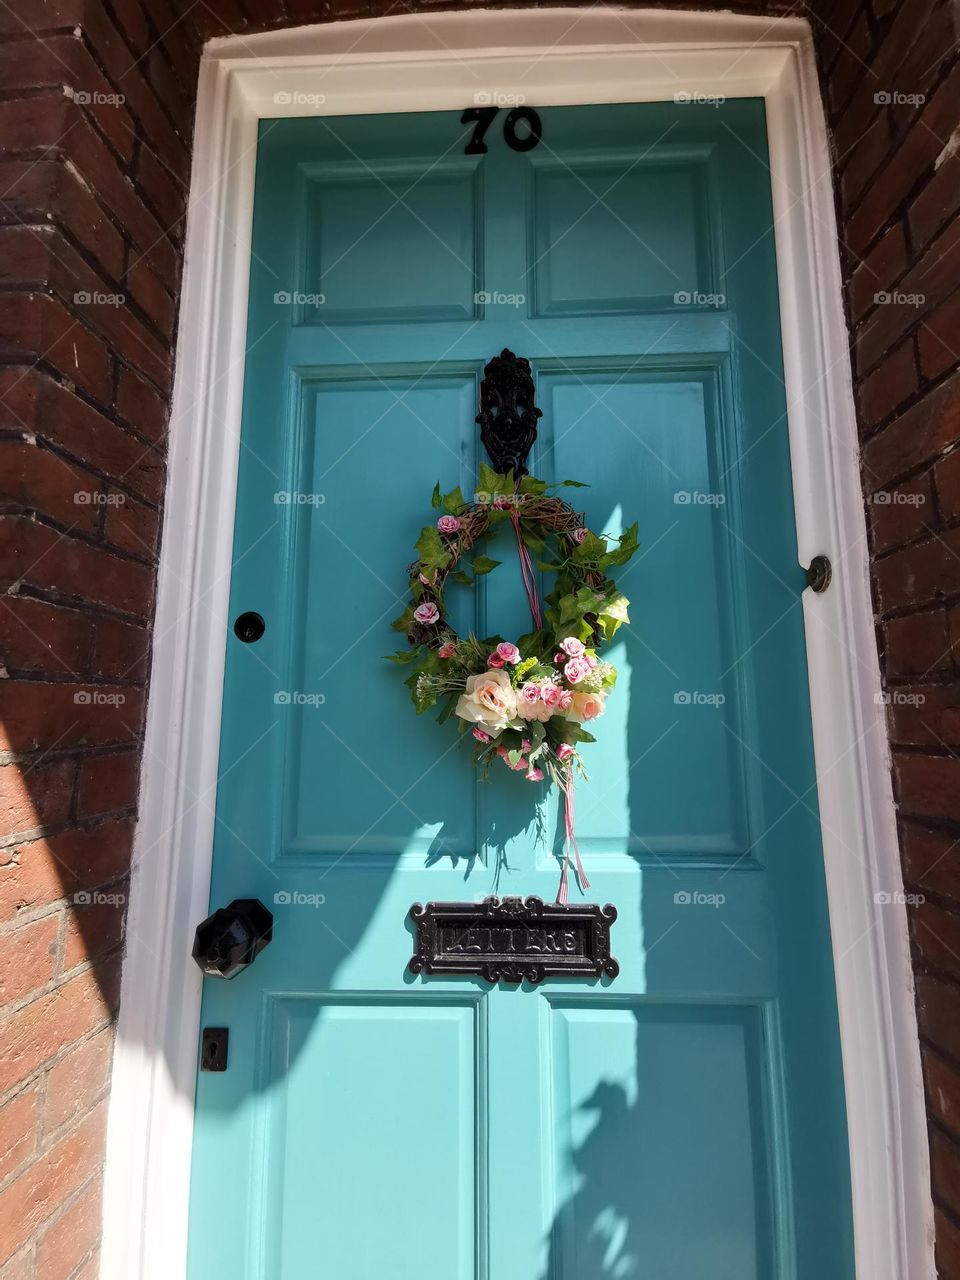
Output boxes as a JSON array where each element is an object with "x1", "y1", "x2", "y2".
[
  {"x1": 0, "y1": 0, "x2": 196, "y2": 1274},
  {"x1": 812, "y1": 3, "x2": 960, "y2": 1275},
  {"x1": 0, "y1": 1, "x2": 956, "y2": 1277}
]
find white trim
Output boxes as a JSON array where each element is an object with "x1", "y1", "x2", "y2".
[{"x1": 101, "y1": 11, "x2": 933, "y2": 1279}]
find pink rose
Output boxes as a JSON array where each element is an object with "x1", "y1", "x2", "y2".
[
  {"x1": 419, "y1": 572, "x2": 434, "y2": 586},
  {"x1": 487, "y1": 653, "x2": 505, "y2": 668},
  {"x1": 414, "y1": 602, "x2": 440, "y2": 625},
  {"x1": 554, "y1": 652, "x2": 565, "y2": 665},
  {"x1": 541, "y1": 683, "x2": 562, "y2": 709},
  {"x1": 571, "y1": 527, "x2": 587, "y2": 544},
  {"x1": 497, "y1": 747, "x2": 527, "y2": 771},
  {"x1": 493, "y1": 496, "x2": 513, "y2": 511},
  {"x1": 570, "y1": 690, "x2": 605, "y2": 722},
  {"x1": 437, "y1": 515, "x2": 461, "y2": 534},
  {"x1": 555, "y1": 743, "x2": 575, "y2": 761},
  {"x1": 438, "y1": 642, "x2": 456, "y2": 659},
  {"x1": 473, "y1": 727, "x2": 492, "y2": 742},
  {"x1": 521, "y1": 738, "x2": 532, "y2": 751},
  {"x1": 519, "y1": 682, "x2": 541, "y2": 704},
  {"x1": 526, "y1": 767, "x2": 544, "y2": 782},
  {"x1": 496, "y1": 642, "x2": 521, "y2": 665},
  {"x1": 564, "y1": 656, "x2": 591, "y2": 684},
  {"x1": 560, "y1": 637, "x2": 585, "y2": 657},
  {"x1": 558, "y1": 689, "x2": 574, "y2": 711},
  {"x1": 585, "y1": 652, "x2": 598, "y2": 669}
]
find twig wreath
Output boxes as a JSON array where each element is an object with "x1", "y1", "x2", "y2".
[{"x1": 388, "y1": 460, "x2": 639, "y2": 901}]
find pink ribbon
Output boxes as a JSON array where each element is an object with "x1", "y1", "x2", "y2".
[
  {"x1": 511, "y1": 511, "x2": 542, "y2": 631},
  {"x1": 556, "y1": 773, "x2": 590, "y2": 904}
]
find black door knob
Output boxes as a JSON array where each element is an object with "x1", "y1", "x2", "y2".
[{"x1": 192, "y1": 898, "x2": 273, "y2": 979}]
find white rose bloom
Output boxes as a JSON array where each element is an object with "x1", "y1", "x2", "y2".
[{"x1": 455, "y1": 669, "x2": 519, "y2": 734}]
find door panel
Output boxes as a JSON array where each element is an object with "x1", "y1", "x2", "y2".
[{"x1": 188, "y1": 101, "x2": 854, "y2": 1280}]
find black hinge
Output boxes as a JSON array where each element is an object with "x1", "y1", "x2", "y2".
[{"x1": 200, "y1": 1026, "x2": 229, "y2": 1072}]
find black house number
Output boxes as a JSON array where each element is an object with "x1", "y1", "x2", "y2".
[{"x1": 461, "y1": 106, "x2": 543, "y2": 155}]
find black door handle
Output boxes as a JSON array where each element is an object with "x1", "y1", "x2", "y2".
[{"x1": 192, "y1": 897, "x2": 273, "y2": 979}]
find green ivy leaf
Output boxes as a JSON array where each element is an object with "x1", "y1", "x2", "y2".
[
  {"x1": 561, "y1": 478, "x2": 589, "y2": 488},
  {"x1": 443, "y1": 485, "x2": 466, "y2": 514},
  {"x1": 601, "y1": 522, "x2": 640, "y2": 568},
  {"x1": 385, "y1": 649, "x2": 420, "y2": 664},
  {"x1": 472, "y1": 555, "x2": 501, "y2": 575},
  {"x1": 431, "y1": 482, "x2": 442, "y2": 509},
  {"x1": 451, "y1": 569, "x2": 473, "y2": 586},
  {"x1": 416, "y1": 525, "x2": 450, "y2": 573}
]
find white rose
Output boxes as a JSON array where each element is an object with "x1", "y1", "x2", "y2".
[{"x1": 455, "y1": 669, "x2": 519, "y2": 733}]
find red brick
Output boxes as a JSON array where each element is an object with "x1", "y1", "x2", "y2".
[
  {"x1": 44, "y1": 1026, "x2": 113, "y2": 1134},
  {"x1": 103, "y1": 493, "x2": 161, "y2": 559},
  {"x1": 63, "y1": 887, "x2": 126, "y2": 970},
  {"x1": 90, "y1": 616, "x2": 149, "y2": 682},
  {"x1": 886, "y1": 684, "x2": 960, "y2": 748},
  {"x1": 859, "y1": 337, "x2": 917, "y2": 427},
  {"x1": 827, "y1": 11, "x2": 873, "y2": 117},
  {"x1": 863, "y1": 367, "x2": 960, "y2": 485},
  {"x1": 0, "y1": 438, "x2": 102, "y2": 534},
  {"x1": 0, "y1": 0, "x2": 85, "y2": 34},
  {"x1": 0, "y1": 914, "x2": 60, "y2": 1005},
  {"x1": 80, "y1": 3, "x2": 190, "y2": 180},
  {"x1": 883, "y1": 609, "x2": 949, "y2": 677},
  {"x1": 0, "y1": 292, "x2": 111, "y2": 406},
  {"x1": 918, "y1": 974, "x2": 960, "y2": 1060},
  {"x1": 125, "y1": 256, "x2": 176, "y2": 337},
  {"x1": 0, "y1": 759, "x2": 75, "y2": 841},
  {"x1": 874, "y1": 528, "x2": 960, "y2": 612},
  {"x1": 849, "y1": 219, "x2": 906, "y2": 321},
  {"x1": 0, "y1": 819, "x2": 135, "y2": 924},
  {"x1": 0, "y1": 597, "x2": 88, "y2": 678},
  {"x1": 856, "y1": 215, "x2": 960, "y2": 375},
  {"x1": 132, "y1": 141, "x2": 188, "y2": 242},
  {"x1": 76, "y1": 751, "x2": 140, "y2": 820},
  {"x1": 847, "y1": 63, "x2": 960, "y2": 256},
  {"x1": 867, "y1": 469, "x2": 933, "y2": 552},
  {"x1": 895, "y1": 753, "x2": 960, "y2": 820},
  {"x1": 116, "y1": 365, "x2": 169, "y2": 445},
  {"x1": 0, "y1": 1087, "x2": 37, "y2": 1183},
  {"x1": 919, "y1": 294, "x2": 960, "y2": 381},
  {"x1": 0, "y1": 1101, "x2": 105, "y2": 1265},
  {"x1": 0, "y1": 225, "x2": 173, "y2": 394},
  {"x1": 0, "y1": 518, "x2": 155, "y2": 618},
  {"x1": 0, "y1": 160, "x2": 126, "y2": 288},
  {"x1": 0, "y1": 35, "x2": 136, "y2": 163},
  {"x1": 58, "y1": 111, "x2": 179, "y2": 284},
  {"x1": 840, "y1": 111, "x2": 891, "y2": 211},
  {"x1": 942, "y1": 449, "x2": 960, "y2": 522},
  {"x1": 912, "y1": 899, "x2": 960, "y2": 979},
  {"x1": 0, "y1": 682, "x2": 144, "y2": 755},
  {"x1": 0, "y1": 960, "x2": 120, "y2": 1095},
  {"x1": 36, "y1": 1176, "x2": 102, "y2": 1280},
  {"x1": 910, "y1": 155, "x2": 960, "y2": 251},
  {"x1": 0, "y1": 368, "x2": 165, "y2": 504},
  {"x1": 934, "y1": 1205, "x2": 960, "y2": 1280},
  {"x1": 932, "y1": 1128, "x2": 960, "y2": 1222},
  {"x1": 924, "y1": 1047, "x2": 960, "y2": 1140},
  {"x1": 903, "y1": 822, "x2": 960, "y2": 900}
]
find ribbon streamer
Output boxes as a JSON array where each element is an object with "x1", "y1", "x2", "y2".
[
  {"x1": 556, "y1": 773, "x2": 590, "y2": 904},
  {"x1": 510, "y1": 510, "x2": 542, "y2": 631}
]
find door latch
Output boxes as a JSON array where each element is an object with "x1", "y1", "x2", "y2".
[{"x1": 200, "y1": 1027, "x2": 229, "y2": 1072}]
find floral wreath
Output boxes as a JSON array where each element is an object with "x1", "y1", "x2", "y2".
[{"x1": 388, "y1": 462, "x2": 639, "y2": 901}]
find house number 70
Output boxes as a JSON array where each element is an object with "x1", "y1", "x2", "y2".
[{"x1": 461, "y1": 106, "x2": 543, "y2": 154}]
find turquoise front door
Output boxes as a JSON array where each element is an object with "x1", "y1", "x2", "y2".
[{"x1": 187, "y1": 101, "x2": 854, "y2": 1279}]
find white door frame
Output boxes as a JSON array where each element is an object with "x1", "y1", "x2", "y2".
[{"x1": 102, "y1": 9, "x2": 933, "y2": 1278}]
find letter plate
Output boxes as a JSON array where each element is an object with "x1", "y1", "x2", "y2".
[{"x1": 408, "y1": 895, "x2": 619, "y2": 985}]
